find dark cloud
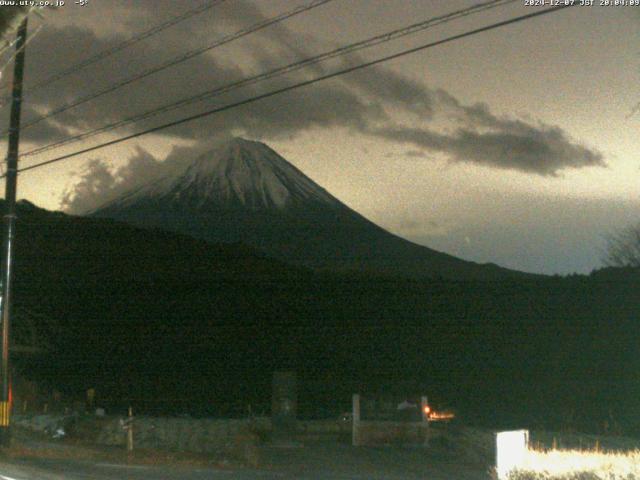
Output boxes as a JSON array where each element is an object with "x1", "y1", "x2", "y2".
[
  {"x1": 404, "y1": 150, "x2": 429, "y2": 159},
  {"x1": 373, "y1": 123, "x2": 604, "y2": 176},
  {"x1": 21, "y1": 10, "x2": 390, "y2": 145},
  {"x1": 451, "y1": 128, "x2": 604, "y2": 175},
  {"x1": 21, "y1": 24, "x2": 247, "y2": 141},
  {"x1": 17, "y1": 0, "x2": 603, "y2": 184},
  {"x1": 335, "y1": 52, "x2": 435, "y2": 118},
  {"x1": 20, "y1": 0, "x2": 432, "y2": 145},
  {"x1": 12, "y1": 105, "x2": 75, "y2": 143}
]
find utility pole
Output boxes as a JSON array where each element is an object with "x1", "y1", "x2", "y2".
[{"x1": 0, "y1": 17, "x2": 28, "y2": 447}]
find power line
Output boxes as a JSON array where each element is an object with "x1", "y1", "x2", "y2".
[
  {"x1": 0, "y1": 8, "x2": 47, "y2": 95},
  {"x1": 14, "y1": 4, "x2": 575, "y2": 176},
  {"x1": 21, "y1": 0, "x2": 515, "y2": 160},
  {"x1": 0, "y1": 0, "x2": 226, "y2": 108},
  {"x1": 7, "y1": 0, "x2": 334, "y2": 136},
  {"x1": 0, "y1": 23, "x2": 44, "y2": 79}
]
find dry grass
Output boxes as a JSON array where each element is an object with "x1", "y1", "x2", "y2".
[
  {"x1": 1, "y1": 426, "x2": 229, "y2": 468},
  {"x1": 506, "y1": 447, "x2": 640, "y2": 479},
  {"x1": 0, "y1": 441, "x2": 226, "y2": 468}
]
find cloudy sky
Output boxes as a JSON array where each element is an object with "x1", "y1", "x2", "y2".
[{"x1": 0, "y1": 0, "x2": 638, "y2": 275}]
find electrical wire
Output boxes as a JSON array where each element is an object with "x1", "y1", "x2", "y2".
[
  {"x1": 0, "y1": 7, "x2": 47, "y2": 95},
  {"x1": 0, "y1": 0, "x2": 227, "y2": 108},
  {"x1": 21, "y1": 0, "x2": 515, "y2": 159},
  {"x1": 7, "y1": 0, "x2": 334, "y2": 135},
  {"x1": 0, "y1": 23, "x2": 43, "y2": 81},
  {"x1": 14, "y1": 4, "x2": 576, "y2": 176}
]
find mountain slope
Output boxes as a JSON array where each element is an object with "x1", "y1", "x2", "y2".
[
  {"x1": 8, "y1": 200, "x2": 640, "y2": 432},
  {"x1": 91, "y1": 138, "x2": 535, "y2": 280}
]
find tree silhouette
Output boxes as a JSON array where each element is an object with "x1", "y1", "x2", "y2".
[{"x1": 603, "y1": 223, "x2": 640, "y2": 267}]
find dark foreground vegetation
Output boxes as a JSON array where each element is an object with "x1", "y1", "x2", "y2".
[{"x1": 8, "y1": 201, "x2": 640, "y2": 436}]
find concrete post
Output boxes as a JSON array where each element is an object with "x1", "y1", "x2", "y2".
[
  {"x1": 127, "y1": 406, "x2": 134, "y2": 452},
  {"x1": 271, "y1": 371, "x2": 297, "y2": 445},
  {"x1": 421, "y1": 395, "x2": 430, "y2": 446},
  {"x1": 352, "y1": 393, "x2": 360, "y2": 446}
]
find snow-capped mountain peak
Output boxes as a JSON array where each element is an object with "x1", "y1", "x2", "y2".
[
  {"x1": 94, "y1": 137, "x2": 342, "y2": 213},
  {"x1": 165, "y1": 138, "x2": 339, "y2": 210},
  {"x1": 91, "y1": 138, "x2": 531, "y2": 281}
]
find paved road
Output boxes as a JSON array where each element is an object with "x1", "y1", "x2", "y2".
[
  {"x1": 0, "y1": 458, "x2": 270, "y2": 480},
  {"x1": 0, "y1": 445, "x2": 493, "y2": 480}
]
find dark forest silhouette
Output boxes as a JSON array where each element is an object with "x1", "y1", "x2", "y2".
[{"x1": 10, "y1": 200, "x2": 640, "y2": 435}]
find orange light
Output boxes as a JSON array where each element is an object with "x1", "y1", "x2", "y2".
[
  {"x1": 429, "y1": 411, "x2": 456, "y2": 421},
  {"x1": 423, "y1": 405, "x2": 431, "y2": 415}
]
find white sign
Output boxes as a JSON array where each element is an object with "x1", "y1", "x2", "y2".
[{"x1": 496, "y1": 429, "x2": 529, "y2": 479}]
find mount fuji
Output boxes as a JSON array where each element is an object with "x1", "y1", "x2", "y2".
[{"x1": 90, "y1": 138, "x2": 531, "y2": 280}]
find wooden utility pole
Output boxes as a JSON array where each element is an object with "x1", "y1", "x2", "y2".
[{"x1": 0, "y1": 17, "x2": 28, "y2": 447}]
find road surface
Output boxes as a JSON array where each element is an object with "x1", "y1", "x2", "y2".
[{"x1": 0, "y1": 444, "x2": 493, "y2": 479}]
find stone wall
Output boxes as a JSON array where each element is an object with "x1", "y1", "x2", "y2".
[
  {"x1": 13, "y1": 413, "x2": 271, "y2": 453},
  {"x1": 12, "y1": 414, "x2": 348, "y2": 453},
  {"x1": 95, "y1": 416, "x2": 272, "y2": 452},
  {"x1": 354, "y1": 420, "x2": 429, "y2": 446}
]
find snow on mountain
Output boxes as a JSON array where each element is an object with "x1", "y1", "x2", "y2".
[
  {"x1": 102, "y1": 138, "x2": 340, "y2": 212},
  {"x1": 179, "y1": 138, "x2": 339, "y2": 209},
  {"x1": 91, "y1": 137, "x2": 534, "y2": 280}
]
